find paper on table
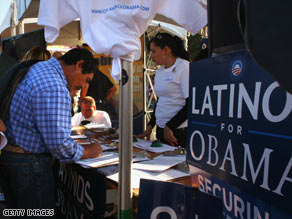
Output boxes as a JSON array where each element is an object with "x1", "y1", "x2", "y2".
[
  {"x1": 78, "y1": 141, "x2": 91, "y2": 145},
  {"x1": 75, "y1": 152, "x2": 149, "y2": 168},
  {"x1": 75, "y1": 152, "x2": 119, "y2": 168},
  {"x1": 107, "y1": 168, "x2": 189, "y2": 189},
  {"x1": 132, "y1": 155, "x2": 186, "y2": 172},
  {"x1": 84, "y1": 123, "x2": 107, "y2": 129},
  {"x1": 71, "y1": 135, "x2": 88, "y2": 139},
  {"x1": 133, "y1": 138, "x2": 176, "y2": 153},
  {"x1": 101, "y1": 143, "x2": 117, "y2": 151}
]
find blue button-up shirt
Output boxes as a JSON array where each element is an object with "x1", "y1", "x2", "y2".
[{"x1": 6, "y1": 58, "x2": 84, "y2": 162}]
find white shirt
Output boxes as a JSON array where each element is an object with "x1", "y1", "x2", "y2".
[
  {"x1": 71, "y1": 110, "x2": 112, "y2": 128},
  {"x1": 154, "y1": 57, "x2": 189, "y2": 129}
]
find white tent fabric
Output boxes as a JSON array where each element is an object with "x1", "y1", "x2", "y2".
[
  {"x1": 38, "y1": 0, "x2": 207, "y2": 80},
  {"x1": 0, "y1": 0, "x2": 14, "y2": 34},
  {"x1": 17, "y1": 0, "x2": 36, "y2": 20},
  {"x1": 148, "y1": 20, "x2": 187, "y2": 40},
  {"x1": 0, "y1": 1, "x2": 192, "y2": 51},
  {"x1": 0, "y1": 7, "x2": 12, "y2": 34}
]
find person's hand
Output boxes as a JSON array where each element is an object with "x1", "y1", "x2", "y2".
[
  {"x1": 164, "y1": 125, "x2": 178, "y2": 146},
  {"x1": 137, "y1": 125, "x2": 153, "y2": 140},
  {"x1": 0, "y1": 120, "x2": 6, "y2": 132},
  {"x1": 82, "y1": 143, "x2": 102, "y2": 159}
]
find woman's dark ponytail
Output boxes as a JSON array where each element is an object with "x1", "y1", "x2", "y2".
[{"x1": 173, "y1": 36, "x2": 189, "y2": 61}]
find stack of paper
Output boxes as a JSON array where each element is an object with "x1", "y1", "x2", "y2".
[
  {"x1": 75, "y1": 152, "x2": 149, "y2": 168},
  {"x1": 100, "y1": 143, "x2": 117, "y2": 151},
  {"x1": 84, "y1": 123, "x2": 107, "y2": 129},
  {"x1": 75, "y1": 152, "x2": 119, "y2": 168},
  {"x1": 71, "y1": 134, "x2": 89, "y2": 145},
  {"x1": 71, "y1": 135, "x2": 88, "y2": 139}
]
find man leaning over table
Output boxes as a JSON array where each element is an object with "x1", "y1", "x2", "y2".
[{"x1": 0, "y1": 48, "x2": 102, "y2": 215}]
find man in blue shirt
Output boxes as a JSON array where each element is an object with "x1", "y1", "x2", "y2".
[{"x1": 0, "y1": 48, "x2": 102, "y2": 214}]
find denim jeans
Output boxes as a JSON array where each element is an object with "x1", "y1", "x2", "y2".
[{"x1": 0, "y1": 150, "x2": 56, "y2": 218}]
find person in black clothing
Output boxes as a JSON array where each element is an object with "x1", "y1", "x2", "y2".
[
  {"x1": 0, "y1": 37, "x2": 17, "y2": 77},
  {"x1": 80, "y1": 69, "x2": 117, "y2": 117}
]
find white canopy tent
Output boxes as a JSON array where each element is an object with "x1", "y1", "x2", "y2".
[
  {"x1": 0, "y1": 0, "x2": 84, "y2": 46},
  {"x1": 1, "y1": 0, "x2": 207, "y2": 218},
  {"x1": 0, "y1": 0, "x2": 14, "y2": 35},
  {"x1": 147, "y1": 20, "x2": 187, "y2": 40},
  {"x1": 1, "y1": 0, "x2": 189, "y2": 47},
  {"x1": 1, "y1": 19, "x2": 187, "y2": 49}
]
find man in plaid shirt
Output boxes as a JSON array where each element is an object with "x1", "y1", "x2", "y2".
[{"x1": 0, "y1": 48, "x2": 102, "y2": 214}]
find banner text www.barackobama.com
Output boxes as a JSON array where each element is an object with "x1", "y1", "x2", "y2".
[{"x1": 3, "y1": 209, "x2": 54, "y2": 217}]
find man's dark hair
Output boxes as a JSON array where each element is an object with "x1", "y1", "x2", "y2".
[{"x1": 59, "y1": 48, "x2": 97, "y2": 74}]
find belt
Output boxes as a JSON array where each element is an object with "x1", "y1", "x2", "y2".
[
  {"x1": 3, "y1": 144, "x2": 51, "y2": 156},
  {"x1": 3, "y1": 144, "x2": 29, "y2": 153}
]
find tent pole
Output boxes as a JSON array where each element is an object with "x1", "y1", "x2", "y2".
[
  {"x1": 11, "y1": 0, "x2": 17, "y2": 36},
  {"x1": 143, "y1": 33, "x2": 147, "y2": 131},
  {"x1": 118, "y1": 59, "x2": 133, "y2": 219}
]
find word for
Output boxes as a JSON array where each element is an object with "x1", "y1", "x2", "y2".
[{"x1": 220, "y1": 123, "x2": 242, "y2": 135}]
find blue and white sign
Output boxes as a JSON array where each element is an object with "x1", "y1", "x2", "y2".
[
  {"x1": 189, "y1": 165, "x2": 292, "y2": 219},
  {"x1": 137, "y1": 179, "x2": 222, "y2": 219},
  {"x1": 53, "y1": 162, "x2": 106, "y2": 218},
  {"x1": 187, "y1": 50, "x2": 292, "y2": 214}
]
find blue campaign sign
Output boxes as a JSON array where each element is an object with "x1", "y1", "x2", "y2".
[
  {"x1": 186, "y1": 50, "x2": 292, "y2": 213},
  {"x1": 53, "y1": 161, "x2": 106, "y2": 218},
  {"x1": 189, "y1": 166, "x2": 292, "y2": 219},
  {"x1": 137, "y1": 179, "x2": 222, "y2": 219}
]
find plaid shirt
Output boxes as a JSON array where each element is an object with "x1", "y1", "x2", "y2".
[{"x1": 6, "y1": 58, "x2": 84, "y2": 162}]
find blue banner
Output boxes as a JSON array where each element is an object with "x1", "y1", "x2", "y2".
[
  {"x1": 189, "y1": 165, "x2": 292, "y2": 219},
  {"x1": 187, "y1": 50, "x2": 292, "y2": 213},
  {"x1": 53, "y1": 161, "x2": 106, "y2": 218},
  {"x1": 137, "y1": 179, "x2": 222, "y2": 218}
]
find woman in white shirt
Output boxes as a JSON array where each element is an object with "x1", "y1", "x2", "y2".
[{"x1": 138, "y1": 33, "x2": 189, "y2": 147}]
